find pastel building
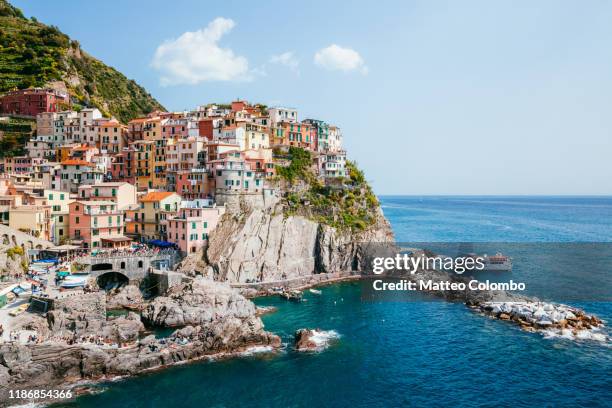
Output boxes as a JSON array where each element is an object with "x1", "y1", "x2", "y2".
[
  {"x1": 0, "y1": 88, "x2": 69, "y2": 117},
  {"x1": 167, "y1": 201, "x2": 225, "y2": 253},
  {"x1": 269, "y1": 107, "x2": 298, "y2": 124},
  {"x1": 59, "y1": 159, "x2": 104, "y2": 193},
  {"x1": 212, "y1": 152, "x2": 264, "y2": 193},
  {"x1": 126, "y1": 192, "x2": 181, "y2": 241},
  {"x1": 68, "y1": 200, "x2": 125, "y2": 249},
  {"x1": 45, "y1": 189, "x2": 73, "y2": 244},
  {"x1": 244, "y1": 123, "x2": 270, "y2": 150},
  {"x1": 175, "y1": 168, "x2": 211, "y2": 200},
  {"x1": 9, "y1": 204, "x2": 52, "y2": 241},
  {"x1": 77, "y1": 182, "x2": 137, "y2": 210}
]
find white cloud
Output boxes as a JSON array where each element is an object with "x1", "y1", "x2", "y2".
[
  {"x1": 151, "y1": 17, "x2": 250, "y2": 85},
  {"x1": 314, "y1": 44, "x2": 368, "y2": 74},
  {"x1": 270, "y1": 51, "x2": 299, "y2": 73}
]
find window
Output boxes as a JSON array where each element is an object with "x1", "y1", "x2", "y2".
[
  {"x1": 59, "y1": 229, "x2": 63, "y2": 236},
  {"x1": 75, "y1": 216, "x2": 80, "y2": 224},
  {"x1": 59, "y1": 216, "x2": 63, "y2": 222},
  {"x1": 48, "y1": 193, "x2": 53, "y2": 200},
  {"x1": 60, "y1": 194, "x2": 64, "y2": 200}
]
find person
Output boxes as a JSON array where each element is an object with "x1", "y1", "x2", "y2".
[{"x1": 0, "y1": 324, "x2": 3, "y2": 337}]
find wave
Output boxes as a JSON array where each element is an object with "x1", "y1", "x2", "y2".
[{"x1": 309, "y1": 329, "x2": 341, "y2": 350}]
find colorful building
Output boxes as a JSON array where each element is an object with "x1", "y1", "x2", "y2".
[
  {"x1": 68, "y1": 200, "x2": 125, "y2": 249},
  {"x1": 0, "y1": 88, "x2": 70, "y2": 117},
  {"x1": 126, "y1": 192, "x2": 181, "y2": 241},
  {"x1": 167, "y1": 201, "x2": 225, "y2": 253}
]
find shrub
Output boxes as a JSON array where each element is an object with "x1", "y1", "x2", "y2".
[{"x1": 7, "y1": 246, "x2": 24, "y2": 259}]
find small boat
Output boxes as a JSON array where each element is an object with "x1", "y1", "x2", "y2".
[
  {"x1": 280, "y1": 290, "x2": 302, "y2": 301},
  {"x1": 60, "y1": 276, "x2": 88, "y2": 288},
  {"x1": 309, "y1": 289, "x2": 322, "y2": 295}
]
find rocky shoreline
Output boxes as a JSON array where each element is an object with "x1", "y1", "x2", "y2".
[{"x1": 0, "y1": 279, "x2": 280, "y2": 406}]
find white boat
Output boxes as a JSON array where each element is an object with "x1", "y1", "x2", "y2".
[
  {"x1": 482, "y1": 253, "x2": 513, "y2": 271},
  {"x1": 60, "y1": 276, "x2": 88, "y2": 288},
  {"x1": 309, "y1": 289, "x2": 322, "y2": 295}
]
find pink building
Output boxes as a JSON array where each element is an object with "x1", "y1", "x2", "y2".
[
  {"x1": 162, "y1": 118, "x2": 189, "y2": 140},
  {"x1": 3, "y1": 156, "x2": 43, "y2": 174},
  {"x1": 175, "y1": 169, "x2": 212, "y2": 200},
  {"x1": 167, "y1": 201, "x2": 224, "y2": 254},
  {"x1": 68, "y1": 200, "x2": 126, "y2": 249}
]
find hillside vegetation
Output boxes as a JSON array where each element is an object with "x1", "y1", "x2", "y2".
[
  {"x1": 0, "y1": 0, "x2": 165, "y2": 122},
  {"x1": 277, "y1": 147, "x2": 379, "y2": 231},
  {"x1": 0, "y1": 116, "x2": 33, "y2": 157}
]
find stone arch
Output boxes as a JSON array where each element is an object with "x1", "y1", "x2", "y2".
[
  {"x1": 91, "y1": 263, "x2": 113, "y2": 272},
  {"x1": 96, "y1": 271, "x2": 129, "y2": 291}
]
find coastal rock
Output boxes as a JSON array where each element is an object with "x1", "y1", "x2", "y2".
[
  {"x1": 106, "y1": 285, "x2": 144, "y2": 310},
  {"x1": 294, "y1": 328, "x2": 340, "y2": 352},
  {"x1": 46, "y1": 292, "x2": 106, "y2": 337},
  {"x1": 256, "y1": 306, "x2": 277, "y2": 316},
  {"x1": 475, "y1": 301, "x2": 607, "y2": 340},
  {"x1": 101, "y1": 312, "x2": 145, "y2": 344},
  {"x1": 295, "y1": 329, "x2": 318, "y2": 351},
  {"x1": 0, "y1": 281, "x2": 280, "y2": 402},
  {"x1": 142, "y1": 278, "x2": 261, "y2": 328}
]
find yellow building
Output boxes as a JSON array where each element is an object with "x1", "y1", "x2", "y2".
[
  {"x1": 131, "y1": 140, "x2": 155, "y2": 191},
  {"x1": 127, "y1": 192, "x2": 181, "y2": 241},
  {"x1": 9, "y1": 205, "x2": 52, "y2": 241},
  {"x1": 44, "y1": 189, "x2": 74, "y2": 244},
  {"x1": 244, "y1": 122, "x2": 270, "y2": 150}
]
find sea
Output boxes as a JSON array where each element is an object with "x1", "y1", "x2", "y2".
[{"x1": 56, "y1": 196, "x2": 612, "y2": 408}]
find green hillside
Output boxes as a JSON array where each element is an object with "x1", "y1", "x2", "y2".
[{"x1": 0, "y1": 0, "x2": 165, "y2": 123}]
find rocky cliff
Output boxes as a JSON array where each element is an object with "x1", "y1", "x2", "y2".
[{"x1": 180, "y1": 194, "x2": 394, "y2": 283}]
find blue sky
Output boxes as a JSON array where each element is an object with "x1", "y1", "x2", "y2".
[{"x1": 12, "y1": 0, "x2": 612, "y2": 195}]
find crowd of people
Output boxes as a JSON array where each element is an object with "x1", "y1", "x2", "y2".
[{"x1": 89, "y1": 245, "x2": 178, "y2": 259}]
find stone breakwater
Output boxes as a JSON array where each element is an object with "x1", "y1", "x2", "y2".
[
  {"x1": 370, "y1": 262, "x2": 608, "y2": 342},
  {"x1": 473, "y1": 301, "x2": 607, "y2": 341}
]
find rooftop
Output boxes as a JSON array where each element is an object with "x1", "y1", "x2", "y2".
[{"x1": 140, "y1": 191, "x2": 176, "y2": 202}]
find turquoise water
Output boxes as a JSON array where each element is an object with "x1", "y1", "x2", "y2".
[{"x1": 58, "y1": 197, "x2": 612, "y2": 408}]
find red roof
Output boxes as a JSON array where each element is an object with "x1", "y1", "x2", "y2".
[
  {"x1": 139, "y1": 191, "x2": 176, "y2": 202},
  {"x1": 61, "y1": 159, "x2": 94, "y2": 167}
]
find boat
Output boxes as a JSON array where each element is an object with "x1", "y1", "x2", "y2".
[
  {"x1": 482, "y1": 253, "x2": 513, "y2": 271},
  {"x1": 60, "y1": 276, "x2": 88, "y2": 288},
  {"x1": 309, "y1": 289, "x2": 322, "y2": 295},
  {"x1": 9, "y1": 303, "x2": 29, "y2": 317},
  {"x1": 280, "y1": 290, "x2": 302, "y2": 301}
]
